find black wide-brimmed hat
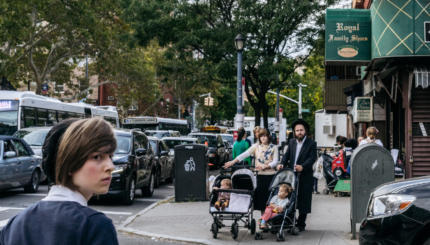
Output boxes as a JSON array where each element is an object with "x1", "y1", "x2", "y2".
[{"x1": 291, "y1": 119, "x2": 310, "y2": 132}]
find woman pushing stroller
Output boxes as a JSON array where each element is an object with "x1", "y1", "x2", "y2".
[{"x1": 224, "y1": 128, "x2": 278, "y2": 213}]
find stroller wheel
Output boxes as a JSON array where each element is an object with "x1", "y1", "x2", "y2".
[
  {"x1": 231, "y1": 222, "x2": 239, "y2": 240},
  {"x1": 255, "y1": 232, "x2": 263, "y2": 240},
  {"x1": 276, "y1": 231, "x2": 285, "y2": 242},
  {"x1": 250, "y1": 219, "x2": 256, "y2": 234},
  {"x1": 291, "y1": 227, "x2": 300, "y2": 235},
  {"x1": 211, "y1": 222, "x2": 218, "y2": 239},
  {"x1": 323, "y1": 188, "x2": 330, "y2": 195}
]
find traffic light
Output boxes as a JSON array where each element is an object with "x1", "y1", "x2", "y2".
[
  {"x1": 209, "y1": 97, "x2": 214, "y2": 106},
  {"x1": 204, "y1": 97, "x2": 209, "y2": 106}
]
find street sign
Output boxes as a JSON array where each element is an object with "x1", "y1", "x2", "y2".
[{"x1": 301, "y1": 108, "x2": 310, "y2": 113}]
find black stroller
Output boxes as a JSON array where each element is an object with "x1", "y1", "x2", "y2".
[
  {"x1": 209, "y1": 168, "x2": 257, "y2": 239},
  {"x1": 255, "y1": 168, "x2": 300, "y2": 241}
]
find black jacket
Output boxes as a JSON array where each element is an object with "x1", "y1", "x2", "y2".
[{"x1": 280, "y1": 137, "x2": 317, "y2": 213}]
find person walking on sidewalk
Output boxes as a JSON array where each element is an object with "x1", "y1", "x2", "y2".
[
  {"x1": 232, "y1": 127, "x2": 251, "y2": 166},
  {"x1": 277, "y1": 119, "x2": 317, "y2": 232},
  {"x1": 0, "y1": 118, "x2": 119, "y2": 245}
]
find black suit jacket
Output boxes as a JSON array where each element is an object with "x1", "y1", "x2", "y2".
[{"x1": 280, "y1": 137, "x2": 317, "y2": 213}]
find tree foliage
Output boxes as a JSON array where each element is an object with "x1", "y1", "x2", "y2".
[
  {"x1": 131, "y1": 0, "x2": 336, "y2": 129},
  {"x1": 0, "y1": 0, "x2": 125, "y2": 93}
]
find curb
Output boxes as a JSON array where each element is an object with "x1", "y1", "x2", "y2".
[{"x1": 118, "y1": 195, "x2": 212, "y2": 244}]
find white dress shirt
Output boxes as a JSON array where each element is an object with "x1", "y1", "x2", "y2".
[{"x1": 294, "y1": 136, "x2": 307, "y2": 169}]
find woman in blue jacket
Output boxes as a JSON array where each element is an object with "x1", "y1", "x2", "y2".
[{"x1": 0, "y1": 117, "x2": 119, "y2": 245}]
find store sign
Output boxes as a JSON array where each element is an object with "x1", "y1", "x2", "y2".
[
  {"x1": 353, "y1": 97, "x2": 373, "y2": 123},
  {"x1": 325, "y1": 9, "x2": 371, "y2": 62}
]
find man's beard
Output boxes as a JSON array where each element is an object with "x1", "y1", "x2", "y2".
[{"x1": 296, "y1": 134, "x2": 305, "y2": 141}]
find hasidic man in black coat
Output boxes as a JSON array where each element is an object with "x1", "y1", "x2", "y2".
[{"x1": 277, "y1": 119, "x2": 317, "y2": 231}]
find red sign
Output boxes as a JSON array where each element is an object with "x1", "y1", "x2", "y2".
[
  {"x1": 279, "y1": 108, "x2": 283, "y2": 113},
  {"x1": 241, "y1": 77, "x2": 245, "y2": 86}
]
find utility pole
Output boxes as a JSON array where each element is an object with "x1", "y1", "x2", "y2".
[{"x1": 298, "y1": 83, "x2": 307, "y2": 119}]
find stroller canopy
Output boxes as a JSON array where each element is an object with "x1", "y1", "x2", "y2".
[
  {"x1": 269, "y1": 169, "x2": 296, "y2": 190},
  {"x1": 231, "y1": 168, "x2": 257, "y2": 190}
]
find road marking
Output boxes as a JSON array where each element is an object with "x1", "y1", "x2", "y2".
[
  {"x1": 17, "y1": 193, "x2": 47, "y2": 197},
  {"x1": 134, "y1": 198, "x2": 164, "y2": 202},
  {"x1": 96, "y1": 210, "x2": 133, "y2": 216},
  {"x1": 0, "y1": 207, "x2": 26, "y2": 212},
  {"x1": 0, "y1": 219, "x2": 9, "y2": 228}
]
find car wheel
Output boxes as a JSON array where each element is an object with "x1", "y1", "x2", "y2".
[
  {"x1": 155, "y1": 169, "x2": 160, "y2": 188},
  {"x1": 24, "y1": 170, "x2": 40, "y2": 193},
  {"x1": 123, "y1": 178, "x2": 136, "y2": 205},
  {"x1": 142, "y1": 172, "x2": 155, "y2": 197}
]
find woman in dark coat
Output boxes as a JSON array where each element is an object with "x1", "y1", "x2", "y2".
[{"x1": 277, "y1": 119, "x2": 317, "y2": 231}]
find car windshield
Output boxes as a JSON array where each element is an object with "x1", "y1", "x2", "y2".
[
  {"x1": 221, "y1": 135, "x2": 234, "y2": 145},
  {"x1": 192, "y1": 135, "x2": 217, "y2": 147},
  {"x1": 149, "y1": 140, "x2": 157, "y2": 153},
  {"x1": 115, "y1": 135, "x2": 131, "y2": 154},
  {"x1": 164, "y1": 140, "x2": 181, "y2": 149},
  {"x1": 18, "y1": 129, "x2": 50, "y2": 146},
  {"x1": 146, "y1": 131, "x2": 169, "y2": 139},
  {"x1": 0, "y1": 102, "x2": 18, "y2": 135},
  {"x1": 164, "y1": 139, "x2": 195, "y2": 149}
]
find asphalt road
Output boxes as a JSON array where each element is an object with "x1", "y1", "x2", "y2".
[{"x1": 0, "y1": 183, "x2": 182, "y2": 245}]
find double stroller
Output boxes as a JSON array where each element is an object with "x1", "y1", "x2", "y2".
[
  {"x1": 209, "y1": 167, "x2": 257, "y2": 239},
  {"x1": 255, "y1": 168, "x2": 300, "y2": 241}
]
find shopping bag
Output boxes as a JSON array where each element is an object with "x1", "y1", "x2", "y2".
[{"x1": 313, "y1": 156, "x2": 324, "y2": 180}]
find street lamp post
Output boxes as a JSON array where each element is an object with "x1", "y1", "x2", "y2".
[{"x1": 234, "y1": 34, "x2": 245, "y2": 129}]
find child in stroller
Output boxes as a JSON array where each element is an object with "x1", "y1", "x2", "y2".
[
  {"x1": 259, "y1": 183, "x2": 292, "y2": 229},
  {"x1": 255, "y1": 168, "x2": 300, "y2": 241},
  {"x1": 209, "y1": 168, "x2": 257, "y2": 240},
  {"x1": 214, "y1": 179, "x2": 232, "y2": 211}
]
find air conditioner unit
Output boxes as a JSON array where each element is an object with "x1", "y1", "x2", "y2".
[
  {"x1": 323, "y1": 125, "x2": 336, "y2": 135},
  {"x1": 107, "y1": 96, "x2": 115, "y2": 101}
]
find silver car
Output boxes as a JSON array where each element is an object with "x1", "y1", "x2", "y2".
[{"x1": 0, "y1": 136, "x2": 42, "y2": 192}]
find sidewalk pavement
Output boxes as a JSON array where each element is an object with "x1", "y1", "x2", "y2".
[{"x1": 119, "y1": 192, "x2": 360, "y2": 245}]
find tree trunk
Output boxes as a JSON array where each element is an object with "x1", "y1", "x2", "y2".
[
  {"x1": 254, "y1": 106, "x2": 261, "y2": 127},
  {"x1": 262, "y1": 100, "x2": 269, "y2": 131}
]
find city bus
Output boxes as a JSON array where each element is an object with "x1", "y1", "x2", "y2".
[
  {"x1": 122, "y1": 116, "x2": 190, "y2": 135},
  {"x1": 0, "y1": 90, "x2": 120, "y2": 135}
]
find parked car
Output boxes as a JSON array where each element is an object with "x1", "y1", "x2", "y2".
[
  {"x1": 13, "y1": 127, "x2": 51, "y2": 182},
  {"x1": 359, "y1": 176, "x2": 430, "y2": 245},
  {"x1": 188, "y1": 132, "x2": 226, "y2": 168},
  {"x1": 99, "y1": 129, "x2": 156, "y2": 204},
  {"x1": 148, "y1": 137, "x2": 174, "y2": 186},
  {"x1": 144, "y1": 130, "x2": 180, "y2": 139},
  {"x1": 13, "y1": 127, "x2": 51, "y2": 156},
  {"x1": 162, "y1": 136, "x2": 198, "y2": 155},
  {"x1": 0, "y1": 136, "x2": 42, "y2": 193}
]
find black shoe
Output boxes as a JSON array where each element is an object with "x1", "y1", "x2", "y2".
[{"x1": 298, "y1": 226, "x2": 306, "y2": 232}]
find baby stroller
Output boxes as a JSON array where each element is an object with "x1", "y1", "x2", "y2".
[
  {"x1": 255, "y1": 168, "x2": 300, "y2": 241},
  {"x1": 209, "y1": 167, "x2": 257, "y2": 239}
]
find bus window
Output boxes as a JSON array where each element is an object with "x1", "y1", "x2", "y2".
[
  {"x1": 36, "y1": 109, "x2": 48, "y2": 126},
  {"x1": 105, "y1": 117, "x2": 117, "y2": 128},
  {"x1": 22, "y1": 107, "x2": 36, "y2": 128},
  {"x1": 59, "y1": 111, "x2": 69, "y2": 120},
  {"x1": 47, "y1": 110, "x2": 57, "y2": 125}
]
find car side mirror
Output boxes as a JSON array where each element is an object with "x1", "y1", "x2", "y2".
[
  {"x1": 4, "y1": 151, "x2": 17, "y2": 158},
  {"x1": 136, "y1": 148, "x2": 147, "y2": 156},
  {"x1": 160, "y1": 150, "x2": 168, "y2": 156}
]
